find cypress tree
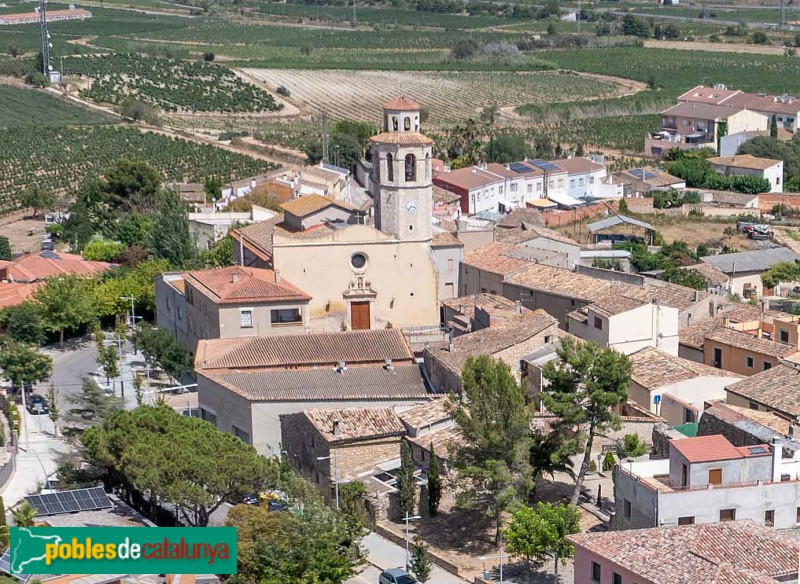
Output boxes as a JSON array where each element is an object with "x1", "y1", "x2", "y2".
[
  {"x1": 771, "y1": 115, "x2": 779, "y2": 139},
  {"x1": 410, "y1": 534, "x2": 432, "y2": 583},
  {"x1": 427, "y1": 442, "x2": 441, "y2": 517},
  {"x1": 397, "y1": 441, "x2": 416, "y2": 518}
]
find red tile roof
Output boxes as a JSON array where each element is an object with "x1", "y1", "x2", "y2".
[
  {"x1": 568, "y1": 520, "x2": 799, "y2": 584},
  {"x1": 369, "y1": 131, "x2": 433, "y2": 145},
  {"x1": 196, "y1": 328, "x2": 415, "y2": 370},
  {"x1": 384, "y1": 97, "x2": 421, "y2": 111},
  {"x1": 671, "y1": 434, "x2": 749, "y2": 463},
  {"x1": 184, "y1": 265, "x2": 310, "y2": 305},
  {"x1": 0, "y1": 252, "x2": 112, "y2": 283},
  {"x1": 0, "y1": 282, "x2": 42, "y2": 310},
  {"x1": 304, "y1": 407, "x2": 406, "y2": 444}
]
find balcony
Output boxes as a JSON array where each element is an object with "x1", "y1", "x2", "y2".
[{"x1": 646, "y1": 131, "x2": 717, "y2": 156}]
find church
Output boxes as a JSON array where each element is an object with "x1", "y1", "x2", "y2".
[{"x1": 233, "y1": 97, "x2": 442, "y2": 331}]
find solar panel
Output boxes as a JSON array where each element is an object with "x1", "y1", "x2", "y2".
[
  {"x1": 25, "y1": 487, "x2": 112, "y2": 517},
  {"x1": 509, "y1": 162, "x2": 532, "y2": 174},
  {"x1": 530, "y1": 159, "x2": 562, "y2": 172},
  {"x1": 628, "y1": 168, "x2": 645, "y2": 179},
  {"x1": 38, "y1": 250, "x2": 59, "y2": 260},
  {"x1": 0, "y1": 549, "x2": 25, "y2": 580}
]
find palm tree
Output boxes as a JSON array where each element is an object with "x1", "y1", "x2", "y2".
[
  {"x1": 529, "y1": 431, "x2": 576, "y2": 499},
  {"x1": 12, "y1": 502, "x2": 37, "y2": 527}
]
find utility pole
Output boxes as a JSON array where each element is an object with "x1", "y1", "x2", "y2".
[
  {"x1": 38, "y1": 0, "x2": 51, "y2": 77},
  {"x1": 352, "y1": 0, "x2": 356, "y2": 23},
  {"x1": 316, "y1": 452, "x2": 339, "y2": 509},
  {"x1": 321, "y1": 112, "x2": 330, "y2": 164},
  {"x1": 120, "y1": 295, "x2": 136, "y2": 328},
  {"x1": 403, "y1": 512, "x2": 421, "y2": 572}
]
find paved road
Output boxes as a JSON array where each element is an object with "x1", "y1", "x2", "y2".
[
  {"x1": 360, "y1": 532, "x2": 467, "y2": 584},
  {"x1": 345, "y1": 565, "x2": 381, "y2": 584}
]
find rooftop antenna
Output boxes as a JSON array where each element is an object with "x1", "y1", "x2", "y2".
[
  {"x1": 38, "y1": 0, "x2": 52, "y2": 77},
  {"x1": 320, "y1": 112, "x2": 330, "y2": 164}
]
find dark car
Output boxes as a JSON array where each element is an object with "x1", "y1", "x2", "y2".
[
  {"x1": 241, "y1": 494, "x2": 259, "y2": 505},
  {"x1": 379, "y1": 569, "x2": 417, "y2": 584},
  {"x1": 27, "y1": 394, "x2": 49, "y2": 415}
]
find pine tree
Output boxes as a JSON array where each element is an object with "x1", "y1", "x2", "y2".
[
  {"x1": 427, "y1": 442, "x2": 441, "y2": 517},
  {"x1": 409, "y1": 534, "x2": 432, "y2": 583},
  {"x1": 397, "y1": 440, "x2": 416, "y2": 518},
  {"x1": 771, "y1": 114, "x2": 779, "y2": 139}
]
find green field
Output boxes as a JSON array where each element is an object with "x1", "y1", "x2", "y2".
[
  {"x1": 0, "y1": 126, "x2": 270, "y2": 215},
  {"x1": 0, "y1": 85, "x2": 116, "y2": 129}
]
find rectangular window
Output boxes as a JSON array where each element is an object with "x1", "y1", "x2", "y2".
[
  {"x1": 240, "y1": 309, "x2": 253, "y2": 328},
  {"x1": 166, "y1": 297, "x2": 172, "y2": 310},
  {"x1": 271, "y1": 308, "x2": 302, "y2": 324},
  {"x1": 708, "y1": 469, "x2": 722, "y2": 485},
  {"x1": 537, "y1": 183, "x2": 543, "y2": 193},
  {"x1": 447, "y1": 258, "x2": 454, "y2": 271},
  {"x1": 579, "y1": 178, "x2": 585, "y2": 187},
  {"x1": 511, "y1": 183, "x2": 517, "y2": 193},
  {"x1": 678, "y1": 516, "x2": 695, "y2": 525},
  {"x1": 570, "y1": 179, "x2": 575, "y2": 188},
  {"x1": 527, "y1": 184, "x2": 533, "y2": 193},
  {"x1": 591, "y1": 561, "x2": 601, "y2": 582},
  {"x1": 746, "y1": 356, "x2": 754, "y2": 368},
  {"x1": 593, "y1": 316, "x2": 603, "y2": 330},
  {"x1": 684, "y1": 408, "x2": 696, "y2": 424},
  {"x1": 200, "y1": 409, "x2": 217, "y2": 426},
  {"x1": 749, "y1": 401, "x2": 759, "y2": 410},
  {"x1": 781, "y1": 329, "x2": 790, "y2": 343},
  {"x1": 796, "y1": 507, "x2": 800, "y2": 523},
  {"x1": 232, "y1": 425, "x2": 251, "y2": 444},
  {"x1": 720, "y1": 509, "x2": 736, "y2": 522},
  {"x1": 765, "y1": 509, "x2": 775, "y2": 527},
  {"x1": 624, "y1": 499, "x2": 631, "y2": 518},
  {"x1": 763, "y1": 361, "x2": 773, "y2": 371},
  {"x1": 177, "y1": 306, "x2": 182, "y2": 321},
  {"x1": 613, "y1": 574, "x2": 622, "y2": 584}
]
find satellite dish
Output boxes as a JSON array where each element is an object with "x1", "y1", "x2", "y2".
[{"x1": 48, "y1": 65, "x2": 53, "y2": 71}]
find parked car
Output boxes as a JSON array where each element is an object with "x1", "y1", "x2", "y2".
[
  {"x1": 241, "y1": 494, "x2": 259, "y2": 505},
  {"x1": 27, "y1": 394, "x2": 49, "y2": 415},
  {"x1": 379, "y1": 569, "x2": 417, "y2": 584}
]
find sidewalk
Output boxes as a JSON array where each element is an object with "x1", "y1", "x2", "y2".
[
  {"x1": 1, "y1": 410, "x2": 70, "y2": 507},
  {"x1": 362, "y1": 532, "x2": 467, "y2": 584}
]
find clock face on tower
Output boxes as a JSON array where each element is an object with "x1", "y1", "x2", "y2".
[{"x1": 405, "y1": 200, "x2": 417, "y2": 214}]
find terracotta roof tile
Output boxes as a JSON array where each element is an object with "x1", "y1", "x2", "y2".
[
  {"x1": 0, "y1": 282, "x2": 42, "y2": 310},
  {"x1": 726, "y1": 363, "x2": 800, "y2": 417},
  {"x1": 461, "y1": 243, "x2": 531, "y2": 277},
  {"x1": 196, "y1": 329, "x2": 415, "y2": 370},
  {"x1": 406, "y1": 425, "x2": 465, "y2": 458},
  {"x1": 551, "y1": 156, "x2": 605, "y2": 174},
  {"x1": 590, "y1": 294, "x2": 646, "y2": 317},
  {"x1": 671, "y1": 434, "x2": 750, "y2": 463},
  {"x1": 184, "y1": 266, "x2": 309, "y2": 304},
  {"x1": 431, "y1": 232, "x2": 463, "y2": 248},
  {"x1": 433, "y1": 167, "x2": 505, "y2": 191},
  {"x1": 568, "y1": 521, "x2": 800, "y2": 584},
  {"x1": 232, "y1": 217, "x2": 280, "y2": 259},
  {"x1": 398, "y1": 399, "x2": 452, "y2": 430},
  {"x1": 384, "y1": 97, "x2": 421, "y2": 111},
  {"x1": 304, "y1": 407, "x2": 406, "y2": 443},
  {"x1": 280, "y1": 194, "x2": 354, "y2": 218},
  {"x1": 206, "y1": 364, "x2": 429, "y2": 402},
  {"x1": 630, "y1": 347, "x2": 742, "y2": 389},
  {"x1": 369, "y1": 132, "x2": 433, "y2": 145},
  {"x1": 495, "y1": 208, "x2": 544, "y2": 229},
  {"x1": 708, "y1": 154, "x2": 782, "y2": 171},
  {"x1": 683, "y1": 263, "x2": 730, "y2": 287},
  {"x1": 704, "y1": 326, "x2": 797, "y2": 359},
  {"x1": 0, "y1": 252, "x2": 112, "y2": 283}
]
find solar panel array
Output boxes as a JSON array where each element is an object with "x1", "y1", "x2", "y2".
[
  {"x1": 508, "y1": 162, "x2": 533, "y2": 174},
  {"x1": 0, "y1": 549, "x2": 25, "y2": 580},
  {"x1": 531, "y1": 159, "x2": 562, "y2": 172},
  {"x1": 38, "y1": 250, "x2": 59, "y2": 260},
  {"x1": 26, "y1": 487, "x2": 112, "y2": 517}
]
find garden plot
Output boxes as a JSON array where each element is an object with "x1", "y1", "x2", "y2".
[{"x1": 241, "y1": 68, "x2": 623, "y2": 125}]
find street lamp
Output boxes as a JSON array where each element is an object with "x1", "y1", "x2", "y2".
[
  {"x1": 317, "y1": 452, "x2": 339, "y2": 510},
  {"x1": 479, "y1": 537, "x2": 509, "y2": 583},
  {"x1": 403, "y1": 512, "x2": 421, "y2": 573},
  {"x1": 120, "y1": 295, "x2": 137, "y2": 328}
]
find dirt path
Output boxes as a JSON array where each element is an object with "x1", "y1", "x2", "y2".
[
  {"x1": 231, "y1": 68, "x2": 302, "y2": 117},
  {"x1": 644, "y1": 39, "x2": 791, "y2": 55}
]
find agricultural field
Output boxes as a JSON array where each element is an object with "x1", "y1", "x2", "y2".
[
  {"x1": 540, "y1": 47, "x2": 800, "y2": 95},
  {"x1": 0, "y1": 85, "x2": 116, "y2": 129},
  {"x1": 526, "y1": 114, "x2": 662, "y2": 153},
  {"x1": 0, "y1": 127, "x2": 270, "y2": 216},
  {"x1": 65, "y1": 54, "x2": 282, "y2": 113},
  {"x1": 241, "y1": 68, "x2": 622, "y2": 124}
]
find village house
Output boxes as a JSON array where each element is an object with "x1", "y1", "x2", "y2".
[
  {"x1": 726, "y1": 362, "x2": 800, "y2": 419},
  {"x1": 441, "y1": 292, "x2": 531, "y2": 337},
  {"x1": 586, "y1": 214, "x2": 656, "y2": 245},
  {"x1": 612, "y1": 434, "x2": 800, "y2": 530},
  {"x1": 187, "y1": 205, "x2": 277, "y2": 250},
  {"x1": 430, "y1": 231, "x2": 463, "y2": 300},
  {"x1": 611, "y1": 167, "x2": 686, "y2": 196},
  {"x1": 496, "y1": 223, "x2": 582, "y2": 266},
  {"x1": 700, "y1": 246, "x2": 800, "y2": 299},
  {"x1": 195, "y1": 329, "x2": 435, "y2": 455},
  {"x1": 155, "y1": 265, "x2": 312, "y2": 351},
  {"x1": 627, "y1": 347, "x2": 742, "y2": 426},
  {"x1": 703, "y1": 325, "x2": 797, "y2": 375},
  {"x1": 569, "y1": 521, "x2": 799, "y2": 584},
  {"x1": 698, "y1": 401, "x2": 800, "y2": 458},
  {"x1": 707, "y1": 154, "x2": 784, "y2": 193},
  {"x1": 424, "y1": 310, "x2": 559, "y2": 395}
]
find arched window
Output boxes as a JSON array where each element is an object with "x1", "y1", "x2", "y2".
[
  {"x1": 425, "y1": 152, "x2": 430, "y2": 180},
  {"x1": 392, "y1": 116, "x2": 399, "y2": 131},
  {"x1": 415, "y1": 116, "x2": 419, "y2": 131},
  {"x1": 386, "y1": 153, "x2": 394, "y2": 182},
  {"x1": 405, "y1": 154, "x2": 416, "y2": 182},
  {"x1": 404, "y1": 117, "x2": 411, "y2": 131}
]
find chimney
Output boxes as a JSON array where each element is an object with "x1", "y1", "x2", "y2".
[
  {"x1": 332, "y1": 420, "x2": 340, "y2": 437},
  {"x1": 384, "y1": 358, "x2": 394, "y2": 371},
  {"x1": 772, "y1": 437, "x2": 783, "y2": 482},
  {"x1": 515, "y1": 300, "x2": 522, "y2": 314},
  {"x1": 448, "y1": 341, "x2": 454, "y2": 352},
  {"x1": 694, "y1": 289, "x2": 699, "y2": 302},
  {"x1": 275, "y1": 269, "x2": 281, "y2": 283},
  {"x1": 230, "y1": 272, "x2": 239, "y2": 283},
  {"x1": 335, "y1": 360, "x2": 347, "y2": 373}
]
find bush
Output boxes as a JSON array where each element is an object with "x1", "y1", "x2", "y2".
[
  {"x1": 276, "y1": 85, "x2": 290, "y2": 97},
  {"x1": 202, "y1": 52, "x2": 215, "y2": 62},
  {"x1": 25, "y1": 72, "x2": 49, "y2": 88},
  {"x1": 751, "y1": 31, "x2": 769, "y2": 45},
  {"x1": 451, "y1": 39, "x2": 481, "y2": 60},
  {"x1": 83, "y1": 239, "x2": 127, "y2": 262},
  {"x1": 602, "y1": 451, "x2": 616, "y2": 472},
  {"x1": 119, "y1": 98, "x2": 160, "y2": 126}
]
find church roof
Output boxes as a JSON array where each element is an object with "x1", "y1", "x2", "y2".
[
  {"x1": 384, "y1": 96, "x2": 421, "y2": 111},
  {"x1": 369, "y1": 131, "x2": 433, "y2": 145}
]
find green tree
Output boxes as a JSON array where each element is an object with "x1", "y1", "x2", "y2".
[
  {"x1": 132, "y1": 326, "x2": 192, "y2": 379},
  {"x1": 602, "y1": 450, "x2": 616, "y2": 471},
  {"x1": 486, "y1": 133, "x2": 531, "y2": 163},
  {"x1": 199, "y1": 234, "x2": 235, "y2": 268},
  {"x1": 83, "y1": 239, "x2": 127, "y2": 262},
  {"x1": 529, "y1": 431, "x2": 575, "y2": 497},
  {"x1": 542, "y1": 337, "x2": 632, "y2": 507},
  {"x1": 451, "y1": 355, "x2": 533, "y2": 543},
  {"x1": 204, "y1": 175, "x2": 223, "y2": 203},
  {"x1": 64, "y1": 377, "x2": 122, "y2": 435},
  {"x1": 617, "y1": 433, "x2": 646, "y2": 459},
  {"x1": 0, "y1": 236, "x2": 11, "y2": 261},
  {"x1": 105, "y1": 159, "x2": 162, "y2": 213},
  {"x1": 0, "y1": 341, "x2": 53, "y2": 391},
  {"x1": 47, "y1": 383, "x2": 60, "y2": 437},
  {"x1": 505, "y1": 503, "x2": 579, "y2": 574},
  {"x1": 427, "y1": 442, "x2": 442, "y2": 517},
  {"x1": 409, "y1": 534, "x2": 432, "y2": 583},
  {"x1": 21, "y1": 185, "x2": 55, "y2": 219},
  {"x1": 751, "y1": 30, "x2": 769, "y2": 44},
  {"x1": 762, "y1": 261, "x2": 800, "y2": 289},
  {"x1": 35, "y1": 275, "x2": 97, "y2": 347},
  {"x1": 622, "y1": 14, "x2": 651, "y2": 37},
  {"x1": 0, "y1": 302, "x2": 47, "y2": 346},
  {"x1": 150, "y1": 189, "x2": 196, "y2": 267},
  {"x1": 397, "y1": 440, "x2": 416, "y2": 518},
  {"x1": 662, "y1": 266, "x2": 709, "y2": 291},
  {"x1": 119, "y1": 98, "x2": 160, "y2": 125},
  {"x1": 330, "y1": 133, "x2": 362, "y2": 169},
  {"x1": 11, "y1": 502, "x2": 36, "y2": 527},
  {"x1": 771, "y1": 114, "x2": 779, "y2": 139},
  {"x1": 332, "y1": 119, "x2": 376, "y2": 154},
  {"x1": 83, "y1": 405, "x2": 274, "y2": 526}
]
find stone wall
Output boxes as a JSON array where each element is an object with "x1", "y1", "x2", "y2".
[{"x1": 651, "y1": 423, "x2": 686, "y2": 459}]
